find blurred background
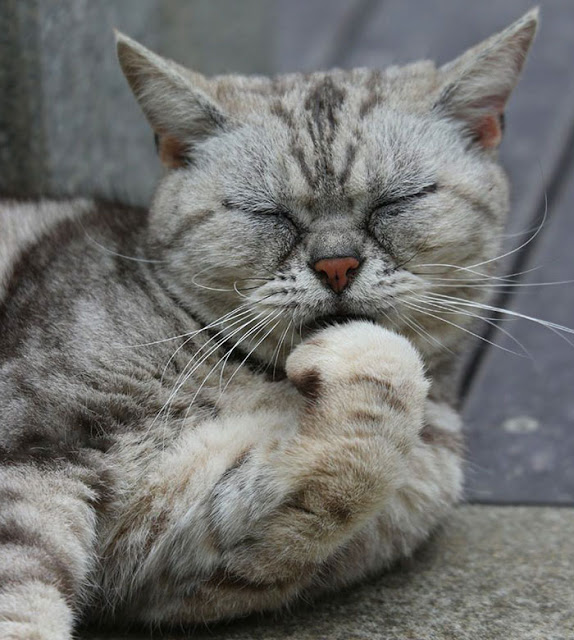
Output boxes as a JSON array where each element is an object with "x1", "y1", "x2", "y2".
[{"x1": 1, "y1": 0, "x2": 573, "y2": 505}]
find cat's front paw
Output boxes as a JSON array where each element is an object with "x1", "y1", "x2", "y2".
[
  {"x1": 277, "y1": 322, "x2": 429, "y2": 548},
  {"x1": 286, "y1": 320, "x2": 428, "y2": 405}
]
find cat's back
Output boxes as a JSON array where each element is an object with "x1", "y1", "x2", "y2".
[
  {"x1": 0, "y1": 196, "x2": 166, "y2": 369},
  {"x1": 0, "y1": 197, "x2": 174, "y2": 454},
  {"x1": 0, "y1": 196, "x2": 158, "y2": 364},
  {"x1": 0, "y1": 197, "x2": 153, "y2": 317},
  {"x1": 0, "y1": 198, "x2": 95, "y2": 303}
]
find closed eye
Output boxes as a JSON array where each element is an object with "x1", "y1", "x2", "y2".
[
  {"x1": 222, "y1": 198, "x2": 289, "y2": 217},
  {"x1": 371, "y1": 182, "x2": 438, "y2": 214},
  {"x1": 222, "y1": 198, "x2": 299, "y2": 230}
]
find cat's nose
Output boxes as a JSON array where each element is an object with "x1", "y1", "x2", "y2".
[{"x1": 313, "y1": 256, "x2": 360, "y2": 294}]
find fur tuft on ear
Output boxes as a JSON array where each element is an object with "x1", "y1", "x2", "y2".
[
  {"x1": 115, "y1": 31, "x2": 226, "y2": 168},
  {"x1": 435, "y1": 8, "x2": 539, "y2": 149}
]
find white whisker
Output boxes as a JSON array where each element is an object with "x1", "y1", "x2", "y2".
[
  {"x1": 270, "y1": 318, "x2": 293, "y2": 379},
  {"x1": 408, "y1": 294, "x2": 531, "y2": 358},
  {"x1": 219, "y1": 315, "x2": 283, "y2": 398},
  {"x1": 403, "y1": 300, "x2": 523, "y2": 357},
  {"x1": 159, "y1": 305, "x2": 258, "y2": 386},
  {"x1": 154, "y1": 310, "x2": 267, "y2": 428},
  {"x1": 78, "y1": 217, "x2": 166, "y2": 264},
  {"x1": 410, "y1": 192, "x2": 548, "y2": 279},
  {"x1": 185, "y1": 310, "x2": 282, "y2": 418},
  {"x1": 425, "y1": 292, "x2": 574, "y2": 339}
]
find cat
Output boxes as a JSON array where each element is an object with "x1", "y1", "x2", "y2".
[{"x1": 0, "y1": 9, "x2": 538, "y2": 639}]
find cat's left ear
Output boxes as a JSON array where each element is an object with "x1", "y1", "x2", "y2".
[
  {"x1": 115, "y1": 31, "x2": 227, "y2": 168},
  {"x1": 435, "y1": 8, "x2": 539, "y2": 149}
]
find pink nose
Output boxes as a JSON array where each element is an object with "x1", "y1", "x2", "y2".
[{"x1": 313, "y1": 256, "x2": 360, "y2": 293}]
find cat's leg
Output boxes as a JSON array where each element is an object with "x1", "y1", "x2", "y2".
[
  {"x1": 302, "y1": 398, "x2": 463, "y2": 596},
  {"x1": 104, "y1": 322, "x2": 460, "y2": 624},
  {"x1": 0, "y1": 462, "x2": 99, "y2": 640},
  {"x1": 213, "y1": 324, "x2": 462, "y2": 599}
]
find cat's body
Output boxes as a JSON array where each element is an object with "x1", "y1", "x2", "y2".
[{"x1": 0, "y1": 11, "x2": 537, "y2": 639}]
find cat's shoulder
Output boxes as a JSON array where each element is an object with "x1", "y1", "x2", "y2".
[
  {"x1": 0, "y1": 197, "x2": 95, "y2": 301},
  {"x1": 0, "y1": 197, "x2": 150, "y2": 302},
  {"x1": 0, "y1": 197, "x2": 93, "y2": 251}
]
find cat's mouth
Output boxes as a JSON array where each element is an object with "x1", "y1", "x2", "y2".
[{"x1": 304, "y1": 313, "x2": 377, "y2": 334}]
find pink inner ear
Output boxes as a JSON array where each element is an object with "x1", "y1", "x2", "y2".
[
  {"x1": 469, "y1": 94, "x2": 506, "y2": 149},
  {"x1": 476, "y1": 114, "x2": 503, "y2": 149},
  {"x1": 158, "y1": 134, "x2": 188, "y2": 168}
]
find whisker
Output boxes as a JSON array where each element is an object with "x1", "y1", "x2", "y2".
[
  {"x1": 185, "y1": 311, "x2": 282, "y2": 417},
  {"x1": 154, "y1": 310, "x2": 267, "y2": 427},
  {"x1": 157, "y1": 311, "x2": 271, "y2": 452},
  {"x1": 399, "y1": 305, "x2": 454, "y2": 354},
  {"x1": 270, "y1": 318, "x2": 293, "y2": 380},
  {"x1": 216, "y1": 310, "x2": 280, "y2": 391},
  {"x1": 424, "y1": 292, "x2": 574, "y2": 340},
  {"x1": 410, "y1": 192, "x2": 548, "y2": 279},
  {"x1": 77, "y1": 217, "x2": 166, "y2": 264},
  {"x1": 464, "y1": 190, "x2": 548, "y2": 272},
  {"x1": 214, "y1": 311, "x2": 282, "y2": 392},
  {"x1": 153, "y1": 291, "x2": 286, "y2": 429},
  {"x1": 415, "y1": 265, "x2": 541, "y2": 283},
  {"x1": 412, "y1": 263, "x2": 536, "y2": 283},
  {"x1": 403, "y1": 300, "x2": 524, "y2": 357},
  {"x1": 189, "y1": 261, "x2": 276, "y2": 295},
  {"x1": 408, "y1": 294, "x2": 532, "y2": 358},
  {"x1": 159, "y1": 305, "x2": 258, "y2": 386},
  {"x1": 219, "y1": 315, "x2": 283, "y2": 398},
  {"x1": 122, "y1": 301, "x2": 255, "y2": 349},
  {"x1": 427, "y1": 278, "x2": 574, "y2": 291}
]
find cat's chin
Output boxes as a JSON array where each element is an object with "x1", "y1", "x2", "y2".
[{"x1": 303, "y1": 313, "x2": 377, "y2": 336}]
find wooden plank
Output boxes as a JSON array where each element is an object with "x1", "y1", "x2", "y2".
[
  {"x1": 463, "y1": 146, "x2": 574, "y2": 504},
  {"x1": 459, "y1": 4, "x2": 574, "y2": 504}
]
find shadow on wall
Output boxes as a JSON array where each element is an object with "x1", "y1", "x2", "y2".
[{"x1": 0, "y1": 0, "x2": 271, "y2": 205}]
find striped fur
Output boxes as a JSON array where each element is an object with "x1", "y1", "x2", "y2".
[{"x1": 0, "y1": 10, "x2": 537, "y2": 637}]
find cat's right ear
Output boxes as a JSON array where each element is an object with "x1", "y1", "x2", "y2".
[
  {"x1": 434, "y1": 9, "x2": 538, "y2": 150},
  {"x1": 115, "y1": 31, "x2": 226, "y2": 168}
]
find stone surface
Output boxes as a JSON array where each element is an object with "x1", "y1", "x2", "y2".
[{"x1": 85, "y1": 506, "x2": 574, "y2": 639}]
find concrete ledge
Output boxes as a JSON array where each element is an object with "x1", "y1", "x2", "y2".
[{"x1": 87, "y1": 505, "x2": 574, "y2": 639}]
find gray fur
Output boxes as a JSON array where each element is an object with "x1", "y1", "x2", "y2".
[{"x1": 0, "y1": 10, "x2": 537, "y2": 638}]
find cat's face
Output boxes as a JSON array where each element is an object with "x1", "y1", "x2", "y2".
[{"x1": 117, "y1": 11, "x2": 537, "y2": 364}]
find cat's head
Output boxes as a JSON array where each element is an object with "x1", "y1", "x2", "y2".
[{"x1": 116, "y1": 10, "x2": 537, "y2": 366}]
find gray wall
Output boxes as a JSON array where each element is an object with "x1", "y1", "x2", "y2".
[{"x1": 0, "y1": 0, "x2": 271, "y2": 205}]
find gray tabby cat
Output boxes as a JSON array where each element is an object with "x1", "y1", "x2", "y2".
[{"x1": 0, "y1": 10, "x2": 538, "y2": 638}]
